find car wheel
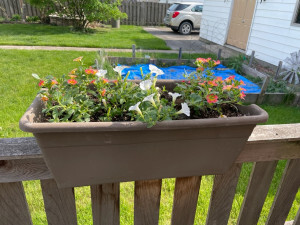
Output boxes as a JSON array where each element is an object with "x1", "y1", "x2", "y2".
[
  {"x1": 179, "y1": 22, "x2": 192, "y2": 35},
  {"x1": 171, "y1": 27, "x2": 178, "y2": 32}
]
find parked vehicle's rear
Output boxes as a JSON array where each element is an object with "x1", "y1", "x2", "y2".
[{"x1": 164, "y1": 2, "x2": 203, "y2": 35}]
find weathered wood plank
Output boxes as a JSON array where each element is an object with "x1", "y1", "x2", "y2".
[
  {"x1": 91, "y1": 183, "x2": 120, "y2": 225},
  {"x1": 266, "y1": 159, "x2": 300, "y2": 225},
  {"x1": 41, "y1": 179, "x2": 77, "y2": 225},
  {"x1": 0, "y1": 158, "x2": 52, "y2": 182},
  {"x1": 293, "y1": 207, "x2": 300, "y2": 225},
  {"x1": 171, "y1": 176, "x2": 201, "y2": 225},
  {"x1": 0, "y1": 182, "x2": 32, "y2": 225},
  {"x1": 134, "y1": 179, "x2": 161, "y2": 225},
  {"x1": 237, "y1": 161, "x2": 278, "y2": 225},
  {"x1": 206, "y1": 164, "x2": 242, "y2": 225}
]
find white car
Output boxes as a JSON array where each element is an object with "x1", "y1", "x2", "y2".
[{"x1": 163, "y1": 2, "x2": 203, "y2": 35}]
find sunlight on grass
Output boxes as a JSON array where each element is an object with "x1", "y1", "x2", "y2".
[{"x1": 0, "y1": 24, "x2": 170, "y2": 50}]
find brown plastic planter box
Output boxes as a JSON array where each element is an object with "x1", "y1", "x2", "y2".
[{"x1": 19, "y1": 82, "x2": 268, "y2": 188}]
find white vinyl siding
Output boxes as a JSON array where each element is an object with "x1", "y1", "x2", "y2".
[
  {"x1": 199, "y1": 0, "x2": 233, "y2": 45},
  {"x1": 246, "y1": 0, "x2": 300, "y2": 65}
]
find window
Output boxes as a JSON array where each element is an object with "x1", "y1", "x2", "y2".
[
  {"x1": 293, "y1": 2, "x2": 300, "y2": 24},
  {"x1": 191, "y1": 5, "x2": 203, "y2": 13},
  {"x1": 176, "y1": 4, "x2": 190, "y2": 11}
]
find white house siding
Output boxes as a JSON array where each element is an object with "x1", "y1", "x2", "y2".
[
  {"x1": 199, "y1": 0, "x2": 234, "y2": 45},
  {"x1": 246, "y1": 0, "x2": 300, "y2": 66}
]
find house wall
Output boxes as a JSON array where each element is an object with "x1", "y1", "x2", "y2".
[
  {"x1": 199, "y1": 0, "x2": 234, "y2": 45},
  {"x1": 246, "y1": 0, "x2": 300, "y2": 66}
]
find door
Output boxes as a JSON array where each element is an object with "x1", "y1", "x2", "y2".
[{"x1": 226, "y1": 0, "x2": 256, "y2": 50}]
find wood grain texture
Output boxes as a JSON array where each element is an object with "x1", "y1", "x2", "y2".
[
  {"x1": 206, "y1": 164, "x2": 242, "y2": 225},
  {"x1": 293, "y1": 207, "x2": 300, "y2": 225},
  {"x1": 171, "y1": 176, "x2": 201, "y2": 225},
  {"x1": 134, "y1": 179, "x2": 162, "y2": 225},
  {"x1": 237, "y1": 161, "x2": 278, "y2": 225},
  {"x1": 0, "y1": 158, "x2": 52, "y2": 182},
  {"x1": 41, "y1": 179, "x2": 77, "y2": 225},
  {"x1": 0, "y1": 182, "x2": 32, "y2": 225},
  {"x1": 91, "y1": 183, "x2": 120, "y2": 225},
  {"x1": 266, "y1": 159, "x2": 300, "y2": 225}
]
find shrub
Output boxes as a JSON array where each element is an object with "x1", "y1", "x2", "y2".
[
  {"x1": 10, "y1": 14, "x2": 21, "y2": 22},
  {"x1": 223, "y1": 54, "x2": 248, "y2": 74},
  {"x1": 26, "y1": 16, "x2": 40, "y2": 23}
]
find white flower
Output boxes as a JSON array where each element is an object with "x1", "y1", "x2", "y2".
[
  {"x1": 140, "y1": 79, "x2": 153, "y2": 90},
  {"x1": 168, "y1": 92, "x2": 181, "y2": 103},
  {"x1": 149, "y1": 64, "x2": 164, "y2": 76},
  {"x1": 129, "y1": 102, "x2": 143, "y2": 117},
  {"x1": 176, "y1": 103, "x2": 190, "y2": 117},
  {"x1": 95, "y1": 69, "x2": 107, "y2": 78},
  {"x1": 143, "y1": 93, "x2": 156, "y2": 107},
  {"x1": 113, "y1": 66, "x2": 128, "y2": 74}
]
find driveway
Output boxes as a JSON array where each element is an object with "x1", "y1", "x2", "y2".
[{"x1": 143, "y1": 26, "x2": 206, "y2": 52}]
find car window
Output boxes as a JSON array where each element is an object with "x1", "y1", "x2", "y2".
[
  {"x1": 176, "y1": 4, "x2": 190, "y2": 11},
  {"x1": 168, "y1": 4, "x2": 178, "y2": 11},
  {"x1": 191, "y1": 5, "x2": 203, "y2": 12}
]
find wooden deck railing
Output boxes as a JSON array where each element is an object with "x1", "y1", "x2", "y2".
[{"x1": 0, "y1": 124, "x2": 299, "y2": 225}]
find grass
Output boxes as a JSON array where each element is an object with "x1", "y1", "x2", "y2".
[
  {"x1": 1, "y1": 49, "x2": 299, "y2": 225},
  {"x1": 0, "y1": 24, "x2": 170, "y2": 50}
]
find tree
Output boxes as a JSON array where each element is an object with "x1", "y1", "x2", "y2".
[{"x1": 27, "y1": 0, "x2": 127, "y2": 30}]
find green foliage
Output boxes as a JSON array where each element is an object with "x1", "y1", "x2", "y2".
[
  {"x1": 223, "y1": 54, "x2": 248, "y2": 74},
  {"x1": 0, "y1": 17, "x2": 5, "y2": 22},
  {"x1": 174, "y1": 58, "x2": 246, "y2": 117},
  {"x1": 27, "y1": 0, "x2": 127, "y2": 30},
  {"x1": 10, "y1": 14, "x2": 21, "y2": 21},
  {"x1": 26, "y1": 16, "x2": 40, "y2": 23},
  {"x1": 266, "y1": 79, "x2": 292, "y2": 93}
]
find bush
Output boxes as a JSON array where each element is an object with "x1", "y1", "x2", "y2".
[
  {"x1": 10, "y1": 14, "x2": 21, "y2": 22},
  {"x1": 223, "y1": 54, "x2": 248, "y2": 74},
  {"x1": 26, "y1": 16, "x2": 40, "y2": 23},
  {"x1": 27, "y1": 0, "x2": 127, "y2": 31}
]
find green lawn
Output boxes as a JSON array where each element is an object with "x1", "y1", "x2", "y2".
[
  {"x1": 0, "y1": 24, "x2": 170, "y2": 50},
  {"x1": 1, "y1": 49, "x2": 299, "y2": 225}
]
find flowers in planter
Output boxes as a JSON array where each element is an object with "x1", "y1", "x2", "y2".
[{"x1": 33, "y1": 57, "x2": 247, "y2": 127}]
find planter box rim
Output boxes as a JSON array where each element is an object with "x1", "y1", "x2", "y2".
[{"x1": 20, "y1": 96, "x2": 268, "y2": 133}]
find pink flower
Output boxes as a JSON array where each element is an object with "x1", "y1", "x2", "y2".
[
  {"x1": 223, "y1": 85, "x2": 232, "y2": 91},
  {"x1": 240, "y1": 92, "x2": 246, "y2": 100},
  {"x1": 206, "y1": 94, "x2": 218, "y2": 103},
  {"x1": 38, "y1": 80, "x2": 44, "y2": 87},
  {"x1": 51, "y1": 80, "x2": 58, "y2": 86},
  {"x1": 208, "y1": 81, "x2": 217, "y2": 87}
]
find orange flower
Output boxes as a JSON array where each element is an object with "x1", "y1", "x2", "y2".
[
  {"x1": 38, "y1": 80, "x2": 44, "y2": 87},
  {"x1": 240, "y1": 92, "x2": 246, "y2": 100},
  {"x1": 101, "y1": 89, "x2": 106, "y2": 96},
  {"x1": 215, "y1": 77, "x2": 222, "y2": 82},
  {"x1": 85, "y1": 69, "x2": 98, "y2": 75},
  {"x1": 197, "y1": 67, "x2": 204, "y2": 72},
  {"x1": 225, "y1": 75, "x2": 235, "y2": 83},
  {"x1": 103, "y1": 78, "x2": 109, "y2": 84},
  {"x1": 68, "y1": 75, "x2": 77, "y2": 79},
  {"x1": 208, "y1": 80, "x2": 217, "y2": 87},
  {"x1": 41, "y1": 96, "x2": 48, "y2": 102},
  {"x1": 90, "y1": 80, "x2": 96, "y2": 84},
  {"x1": 223, "y1": 85, "x2": 232, "y2": 91},
  {"x1": 239, "y1": 80, "x2": 245, "y2": 86},
  {"x1": 199, "y1": 81, "x2": 206, "y2": 86},
  {"x1": 239, "y1": 87, "x2": 246, "y2": 91},
  {"x1": 68, "y1": 79, "x2": 77, "y2": 85},
  {"x1": 206, "y1": 94, "x2": 218, "y2": 103},
  {"x1": 70, "y1": 68, "x2": 77, "y2": 75},
  {"x1": 112, "y1": 80, "x2": 118, "y2": 84},
  {"x1": 73, "y1": 56, "x2": 83, "y2": 62},
  {"x1": 51, "y1": 80, "x2": 58, "y2": 86}
]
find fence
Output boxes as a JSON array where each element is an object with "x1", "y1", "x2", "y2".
[
  {"x1": 0, "y1": 0, "x2": 170, "y2": 26},
  {"x1": 0, "y1": 124, "x2": 300, "y2": 225},
  {"x1": 0, "y1": 0, "x2": 40, "y2": 18},
  {"x1": 120, "y1": 2, "x2": 170, "y2": 26}
]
